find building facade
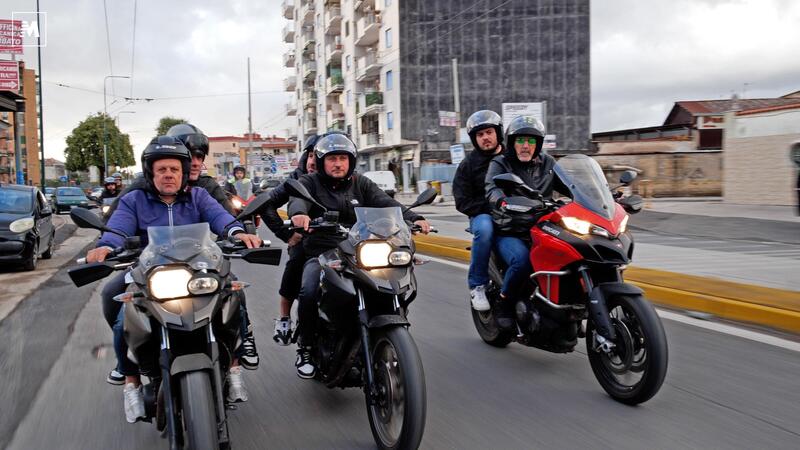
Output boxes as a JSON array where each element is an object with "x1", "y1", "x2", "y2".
[
  {"x1": 43, "y1": 157, "x2": 66, "y2": 181},
  {"x1": 282, "y1": 0, "x2": 590, "y2": 191},
  {"x1": 207, "y1": 134, "x2": 297, "y2": 181},
  {"x1": 0, "y1": 61, "x2": 40, "y2": 185}
]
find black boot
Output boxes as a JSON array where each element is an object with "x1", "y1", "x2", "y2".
[{"x1": 493, "y1": 297, "x2": 515, "y2": 331}]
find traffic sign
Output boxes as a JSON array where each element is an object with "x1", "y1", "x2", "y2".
[
  {"x1": 59, "y1": 175, "x2": 68, "y2": 182},
  {"x1": 0, "y1": 60, "x2": 20, "y2": 92}
]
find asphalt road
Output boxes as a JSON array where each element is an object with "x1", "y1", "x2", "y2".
[{"x1": 2, "y1": 226, "x2": 800, "y2": 449}]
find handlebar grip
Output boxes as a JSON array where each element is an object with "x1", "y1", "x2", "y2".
[
  {"x1": 429, "y1": 227, "x2": 438, "y2": 233},
  {"x1": 76, "y1": 257, "x2": 86, "y2": 264}
]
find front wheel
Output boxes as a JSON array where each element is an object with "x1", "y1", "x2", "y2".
[
  {"x1": 367, "y1": 327, "x2": 427, "y2": 450},
  {"x1": 179, "y1": 371, "x2": 219, "y2": 450},
  {"x1": 586, "y1": 295, "x2": 668, "y2": 405}
]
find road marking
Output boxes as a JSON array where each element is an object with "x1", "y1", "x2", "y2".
[
  {"x1": 52, "y1": 215, "x2": 67, "y2": 231},
  {"x1": 424, "y1": 255, "x2": 800, "y2": 353}
]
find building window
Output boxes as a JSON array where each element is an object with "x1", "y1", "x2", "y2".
[
  {"x1": 346, "y1": 90, "x2": 352, "y2": 105},
  {"x1": 385, "y1": 29, "x2": 392, "y2": 48},
  {"x1": 345, "y1": 21, "x2": 349, "y2": 36},
  {"x1": 386, "y1": 0, "x2": 392, "y2": 6},
  {"x1": 698, "y1": 129, "x2": 723, "y2": 149},
  {"x1": 387, "y1": 111, "x2": 394, "y2": 130},
  {"x1": 386, "y1": 70, "x2": 393, "y2": 91},
  {"x1": 346, "y1": 55, "x2": 351, "y2": 70},
  {"x1": 232, "y1": 143, "x2": 236, "y2": 147}
]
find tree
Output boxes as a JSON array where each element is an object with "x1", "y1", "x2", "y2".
[
  {"x1": 63, "y1": 113, "x2": 136, "y2": 179},
  {"x1": 155, "y1": 116, "x2": 188, "y2": 136}
]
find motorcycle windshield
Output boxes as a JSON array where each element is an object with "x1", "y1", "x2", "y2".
[
  {"x1": 554, "y1": 154, "x2": 616, "y2": 220},
  {"x1": 348, "y1": 207, "x2": 412, "y2": 247},
  {"x1": 140, "y1": 223, "x2": 223, "y2": 271}
]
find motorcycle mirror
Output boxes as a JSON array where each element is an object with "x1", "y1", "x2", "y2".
[
  {"x1": 407, "y1": 188, "x2": 438, "y2": 209},
  {"x1": 259, "y1": 179, "x2": 270, "y2": 190},
  {"x1": 68, "y1": 262, "x2": 115, "y2": 287},
  {"x1": 285, "y1": 179, "x2": 328, "y2": 212},
  {"x1": 492, "y1": 173, "x2": 525, "y2": 191},
  {"x1": 240, "y1": 247, "x2": 283, "y2": 265},
  {"x1": 70, "y1": 207, "x2": 127, "y2": 237},
  {"x1": 619, "y1": 194, "x2": 644, "y2": 214},
  {"x1": 619, "y1": 170, "x2": 638, "y2": 185}
]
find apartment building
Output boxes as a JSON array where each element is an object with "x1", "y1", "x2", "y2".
[
  {"x1": 207, "y1": 133, "x2": 296, "y2": 181},
  {"x1": 282, "y1": 0, "x2": 589, "y2": 190},
  {"x1": 0, "y1": 61, "x2": 41, "y2": 185}
]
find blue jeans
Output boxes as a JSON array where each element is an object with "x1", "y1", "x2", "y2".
[
  {"x1": 468, "y1": 214, "x2": 494, "y2": 289},
  {"x1": 495, "y1": 236, "x2": 532, "y2": 297},
  {"x1": 102, "y1": 271, "x2": 138, "y2": 376}
]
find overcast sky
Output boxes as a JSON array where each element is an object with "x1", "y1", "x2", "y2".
[{"x1": 2, "y1": 0, "x2": 799, "y2": 169}]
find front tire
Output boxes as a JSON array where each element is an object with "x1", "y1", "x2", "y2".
[
  {"x1": 179, "y1": 371, "x2": 219, "y2": 450},
  {"x1": 41, "y1": 232, "x2": 55, "y2": 259},
  {"x1": 367, "y1": 327, "x2": 427, "y2": 450},
  {"x1": 23, "y1": 244, "x2": 38, "y2": 271},
  {"x1": 586, "y1": 295, "x2": 668, "y2": 405}
]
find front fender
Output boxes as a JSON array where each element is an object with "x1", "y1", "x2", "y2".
[
  {"x1": 368, "y1": 314, "x2": 409, "y2": 329},
  {"x1": 170, "y1": 353, "x2": 214, "y2": 376}
]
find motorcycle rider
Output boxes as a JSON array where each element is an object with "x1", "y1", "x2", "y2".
[
  {"x1": 288, "y1": 133, "x2": 431, "y2": 378},
  {"x1": 87, "y1": 136, "x2": 261, "y2": 422},
  {"x1": 484, "y1": 116, "x2": 556, "y2": 330},
  {"x1": 100, "y1": 177, "x2": 119, "y2": 199},
  {"x1": 453, "y1": 110, "x2": 504, "y2": 312},
  {"x1": 111, "y1": 172, "x2": 123, "y2": 191},
  {"x1": 260, "y1": 135, "x2": 319, "y2": 345},
  {"x1": 226, "y1": 165, "x2": 254, "y2": 200}
]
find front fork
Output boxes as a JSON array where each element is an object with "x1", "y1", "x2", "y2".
[
  {"x1": 579, "y1": 267, "x2": 617, "y2": 351},
  {"x1": 159, "y1": 327, "x2": 180, "y2": 450},
  {"x1": 357, "y1": 289, "x2": 379, "y2": 405}
]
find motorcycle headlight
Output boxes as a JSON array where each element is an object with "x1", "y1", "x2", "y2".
[
  {"x1": 9, "y1": 217, "x2": 34, "y2": 233},
  {"x1": 561, "y1": 216, "x2": 592, "y2": 235},
  {"x1": 148, "y1": 267, "x2": 192, "y2": 300},
  {"x1": 388, "y1": 250, "x2": 412, "y2": 266},
  {"x1": 619, "y1": 214, "x2": 629, "y2": 233},
  {"x1": 187, "y1": 276, "x2": 219, "y2": 295},
  {"x1": 231, "y1": 197, "x2": 243, "y2": 209},
  {"x1": 358, "y1": 242, "x2": 393, "y2": 268},
  {"x1": 101, "y1": 205, "x2": 111, "y2": 214}
]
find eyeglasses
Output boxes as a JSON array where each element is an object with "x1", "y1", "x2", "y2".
[{"x1": 515, "y1": 137, "x2": 538, "y2": 145}]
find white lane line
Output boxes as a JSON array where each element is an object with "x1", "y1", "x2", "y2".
[
  {"x1": 52, "y1": 215, "x2": 66, "y2": 231},
  {"x1": 423, "y1": 255, "x2": 800, "y2": 353}
]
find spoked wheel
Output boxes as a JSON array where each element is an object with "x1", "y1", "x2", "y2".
[
  {"x1": 367, "y1": 327, "x2": 426, "y2": 450},
  {"x1": 586, "y1": 295, "x2": 668, "y2": 405}
]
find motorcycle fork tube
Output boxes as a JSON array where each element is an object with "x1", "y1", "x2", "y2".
[
  {"x1": 159, "y1": 326, "x2": 179, "y2": 450},
  {"x1": 357, "y1": 289, "x2": 378, "y2": 404},
  {"x1": 207, "y1": 326, "x2": 228, "y2": 444},
  {"x1": 579, "y1": 267, "x2": 617, "y2": 341}
]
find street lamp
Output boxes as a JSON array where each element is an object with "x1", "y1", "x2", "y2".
[
  {"x1": 114, "y1": 110, "x2": 136, "y2": 127},
  {"x1": 103, "y1": 75, "x2": 130, "y2": 177}
]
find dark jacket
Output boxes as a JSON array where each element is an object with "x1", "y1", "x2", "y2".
[
  {"x1": 99, "y1": 188, "x2": 118, "y2": 200},
  {"x1": 287, "y1": 173, "x2": 424, "y2": 257},
  {"x1": 485, "y1": 150, "x2": 557, "y2": 236},
  {"x1": 261, "y1": 166, "x2": 306, "y2": 243},
  {"x1": 98, "y1": 188, "x2": 243, "y2": 249},
  {"x1": 105, "y1": 175, "x2": 234, "y2": 221},
  {"x1": 453, "y1": 148, "x2": 501, "y2": 217}
]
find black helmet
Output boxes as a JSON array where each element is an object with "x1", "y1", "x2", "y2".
[
  {"x1": 314, "y1": 133, "x2": 357, "y2": 181},
  {"x1": 233, "y1": 165, "x2": 246, "y2": 175},
  {"x1": 505, "y1": 116, "x2": 546, "y2": 160},
  {"x1": 104, "y1": 176, "x2": 116, "y2": 186},
  {"x1": 111, "y1": 172, "x2": 122, "y2": 180},
  {"x1": 466, "y1": 110, "x2": 503, "y2": 152},
  {"x1": 302, "y1": 135, "x2": 320, "y2": 153},
  {"x1": 166, "y1": 123, "x2": 209, "y2": 158},
  {"x1": 141, "y1": 136, "x2": 192, "y2": 193}
]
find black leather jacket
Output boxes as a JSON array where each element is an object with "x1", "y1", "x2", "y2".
[{"x1": 453, "y1": 148, "x2": 501, "y2": 218}]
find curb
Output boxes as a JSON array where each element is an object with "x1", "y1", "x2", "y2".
[{"x1": 412, "y1": 235, "x2": 800, "y2": 334}]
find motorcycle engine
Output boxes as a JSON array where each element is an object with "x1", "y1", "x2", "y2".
[{"x1": 515, "y1": 300, "x2": 541, "y2": 334}]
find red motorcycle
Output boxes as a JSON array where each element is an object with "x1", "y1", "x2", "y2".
[
  {"x1": 472, "y1": 154, "x2": 667, "y2": 405},
  {"x1": 228, "y1": 193, "x2": 261, "y2": 235}
]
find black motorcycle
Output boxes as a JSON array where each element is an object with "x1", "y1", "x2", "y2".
[
  {"x1": 285, "y1": 179, "x2": 436, "y2": 450},
  {"x1": 68, "y1": 197, "x2": 281, "y2": 450}
]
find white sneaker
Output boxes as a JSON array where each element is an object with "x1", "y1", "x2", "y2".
[
  {"x1": 226, "y1": 366, "x2": 248, "y2": 403},
  {"x1": 295, "y1": 347, "x2": 316, "y2": 379},
  {"x1": 123, "y1": 383, "x2": 146, "y2": 423},
  {"x1": 272, "y1": 317, "x2": 293, "y2": 346},
  {"x1": 470, "y1": 285, "x2": 491, "y2": 311}
]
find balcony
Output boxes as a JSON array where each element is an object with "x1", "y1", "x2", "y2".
[
  {"x1": 301, "y1": 31, "x2": 315, "y2": 56},
  {"x1": 326, "y1": 38, "x2": 343, "y2": 63},
  {"x1": 355, "y1": 13, "x2": 381, "y2": 47},
  {"x1": 283, "y1": 50, "x2": 295, "y2": 68},
  {"x1": 324, "y1": 6, "x2": 342, "y2": 35},
  {"x1": 303, "y1": 62, "x2": 317, "y2": 80},
  {"x1": 282, "y1": 24, "x2": 295, "y2": 43},
  {"x1": 326, "y1": 74, "x2": 344, "y2": 95},
  {"x1": 285, "y1": 102, "x2": 297, "y2": 116},
  {"x1": 281, "y1": 0, "x2": 294, "y2": 19},
  {"x1": 354, "y1": 0, "x2": 375, "y2": 12},
  {"x1": 355, "y1": 51, "x2": 382, "y2": 82},
  {"x1": 284, "y1": 76, "x2": 297, "y2": 91},
  {"x1": 285, "y1": 128, "x2": 297, "y2": 140},
  {"x1": 357, "y1": 91, "x2": 383, "y2": 118},
  {"x1": 305, "y1": 122, "x2": 318, "y2": 135},
  {"x1": 327, "y1": 103, "x2": 345, "y2": 130},
  {"x1": 300, "y1": 1, "x2": 315, "y2": 26},
  {"x1": 359, "y1": 132, "x2": 384, "y2": 150},
  {"x1": 303, "y1": 90, "x2": 317, "y2": 108}
]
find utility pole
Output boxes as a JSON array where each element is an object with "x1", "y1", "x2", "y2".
[
  {"x1": 36, "y1": 0, "x2": 45, "y2": 188},
  {"x1": 452, "y1": 58, "x2": 461, "y2": 129},
  {"x1": 103, "y1": 75, "x2": 129, "y2": 178},
  {"x1": 247, "y1": 57, "x2": 253, "y2": 177}
]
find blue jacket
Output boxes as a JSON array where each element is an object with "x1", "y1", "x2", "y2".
[{"x1": 98, "y1": 188, "x2": 243, "y2": 249}]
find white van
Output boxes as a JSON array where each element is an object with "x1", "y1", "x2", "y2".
[{"x1": 362, "y1": 171, "x2": 397, "y2": 198}]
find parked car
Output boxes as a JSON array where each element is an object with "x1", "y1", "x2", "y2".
[
  {"x1": 44, "y1": 187, "x2": 56, "y2": 206},
  {"x1": 362, "y1": 170, "x2": 397, "y2": 198},
  {"x1": 88, "y1": 187, "x2": 104, "y2": 202},
  {"x1": 53, "y1": 187, "x2": 90, "y2": 214},
  {"x1": 0, "y1": 184, "x2": 56, "y2": 270}
]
